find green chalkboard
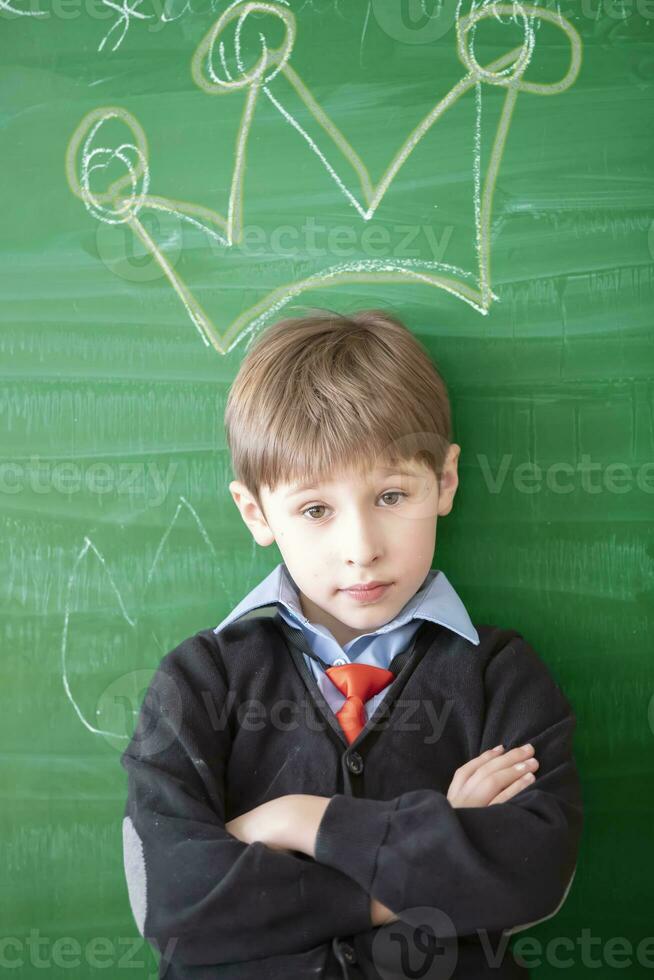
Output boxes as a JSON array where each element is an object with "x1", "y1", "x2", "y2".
[{"x1": 2, "y1": 0, "x2": 653, "y2": 975}]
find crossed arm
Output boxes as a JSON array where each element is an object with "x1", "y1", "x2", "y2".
[
  {"x1": 121, "y1": 631, "x2": 583, "y2": 968},
  {"x1": 225, "y1": 793, "x2": 397, "y2": 926},
  {"x1": 224, "y1": 734, "x2": 546, "y2": 928}
]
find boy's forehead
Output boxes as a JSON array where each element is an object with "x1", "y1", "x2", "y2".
[{"x1": 277, "y1": 462, "x2": 424, "y2": 498}]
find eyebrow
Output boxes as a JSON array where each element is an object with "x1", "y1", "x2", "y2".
[{"x1": 285, "y1": 468, "x2": 419, "y2": 498}]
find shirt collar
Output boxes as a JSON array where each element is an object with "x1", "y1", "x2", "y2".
[{"x1": 214, "y1": 561, "x2": 480, "y2": 647}]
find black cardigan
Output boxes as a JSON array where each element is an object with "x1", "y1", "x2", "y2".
[{"x1": 120, "y1": 612, "x2": 583, "y2": 980}]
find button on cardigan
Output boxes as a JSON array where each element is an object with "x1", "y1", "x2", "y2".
[{"x1": 120, "y1": 609, "x2": 583, "y2": 980}]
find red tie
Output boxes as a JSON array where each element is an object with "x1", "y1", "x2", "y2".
[{"x1": 325, "y1": 663, "x2": 395, "y2": 744}]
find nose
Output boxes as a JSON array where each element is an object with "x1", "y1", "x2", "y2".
[{"x1": 341, "y1": 505, "x2": 383, "y2": 567}]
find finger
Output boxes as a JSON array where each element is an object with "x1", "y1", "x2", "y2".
[
  {"x1": 463, "y1": 743, "x2": 536, "y2": 792},
  {"x1": 488, "y1": 770, "x2": 537, "y2": 805},
  {"x1": 448, "y1": 746, "x2": 506, "y2": 797},
  {"x1": 467, "y1": 756, "x2": 539, "y2": 804},
  {"x1": 456, "y1": 753, "x2": 539, "y2": 806}
]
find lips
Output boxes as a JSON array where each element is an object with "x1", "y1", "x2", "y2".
[
  {"x1": 342, "y1": 582, "x2": 392, "y2": 603},
  {"x1": 342, "y1": 581, "x2": 389, "y2": 591}
]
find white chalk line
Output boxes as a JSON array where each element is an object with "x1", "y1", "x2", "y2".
[
  {"x1": 61, "y1": 496, "x2": 227, "y2": 738},
  {"x1": 66, "y1": 1, "x2": 582, "y2": 353},
  {"x1": 0, "y1": 0, "x2": 47, "y2": 15},
  {"x1": 97, "y1": 0, "x2": 153, "y2": 53}
]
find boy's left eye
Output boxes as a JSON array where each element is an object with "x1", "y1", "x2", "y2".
[
  {"x1": 300, "y1": 490, "x2": 408, "y2": 521},
  {"x1": 379, "y1": 491, "x2": 407, "y2": 506}
]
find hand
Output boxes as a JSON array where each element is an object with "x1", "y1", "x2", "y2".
[
  {"x1": 225, "y1": 795, "x2": 331, "y2": 856},
  {"x1": 370, "y1": 896, "x2": 398, "y2": 926},
  {"x1": 225, "y1": 797, "x2": 292, "y2": 851},
  {"x1": 447, "y1": 744, "x2": 539, "y2": 808},
  {"x1": 228, "y1": 800, "x2": 400, "y2": 926}
]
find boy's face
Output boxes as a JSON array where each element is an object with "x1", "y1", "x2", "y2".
[{"x1": 229, "y1": 444, "x2": 460, "y2": 648}]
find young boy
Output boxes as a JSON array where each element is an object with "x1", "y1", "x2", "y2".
[{"x1": 120, "y1": 309, "x2": 583, "y2": 980}]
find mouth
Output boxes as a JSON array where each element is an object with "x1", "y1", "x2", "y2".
[{"x1": 341, "y1": 582, "x2": 392, "y2": 603}]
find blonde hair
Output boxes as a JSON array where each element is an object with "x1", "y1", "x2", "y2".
[{"x1": 224, "y1": 308, "x2": 452, "y2": 511}]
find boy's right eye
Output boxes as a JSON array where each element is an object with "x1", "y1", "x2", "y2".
[{"x1": 301, "y1": 505, "x2": 327, "y2": 521}]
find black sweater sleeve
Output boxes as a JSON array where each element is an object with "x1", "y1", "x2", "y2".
[
  {"x1": 313, "y1": 633, "x2": 584, "y2": 936},
  {"x1": 119, "y1": 632, "x2": 372, "y2": 967}
]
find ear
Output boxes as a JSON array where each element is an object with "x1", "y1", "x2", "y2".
[
  {"x1": 436, "y1": 443, "x2": 460, "y2": 517},
  {"x1": 228, "y1": 480, "x2": 275, "y2": 547}
]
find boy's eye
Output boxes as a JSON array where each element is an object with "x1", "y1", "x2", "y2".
[
  {"x1": 380, "y1": 491, "x2": 406, "y2": 506},
  {"x1": 302, "y1": 504, "x2": 327, "y2": 521},
  {"x1": 300, "y1": 490, "x2": 408, "y2": 521}
]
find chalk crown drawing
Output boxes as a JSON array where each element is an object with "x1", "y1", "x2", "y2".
[{"x1": 66, "y1": 0, "x2": 582, "y2": 354}]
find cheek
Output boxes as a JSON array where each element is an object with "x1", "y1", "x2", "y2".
[
  {"x1": 412, "y1": 488, "x2": 440, "y2": 520},
  {"x1": 394, "y1": 508, "x2": 437, "y2": 537},
  {"x1": 282, "y1": 528, "x2": 324, "y2": 562}
]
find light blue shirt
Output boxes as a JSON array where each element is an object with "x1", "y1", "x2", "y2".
[{"x1": 214, "y1": 562, "x2": 480, "y2": 721}]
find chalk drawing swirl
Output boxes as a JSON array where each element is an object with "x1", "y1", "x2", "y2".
[{"x1": 66, "y1": 0, "x2": 583, "y2": 354}]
